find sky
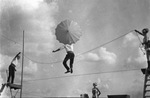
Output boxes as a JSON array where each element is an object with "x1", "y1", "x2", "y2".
[{"x1": 0, "y1": 0, "x2": 150, "y2": 97}]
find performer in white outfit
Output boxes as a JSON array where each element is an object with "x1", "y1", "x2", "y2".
[{"x1": 53, "y1": 44, "x2": 75, "y2": 73}]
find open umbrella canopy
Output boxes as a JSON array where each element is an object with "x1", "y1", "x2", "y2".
[{"x1": 55, "y1": 19, "x2": 82, "y2": 44}]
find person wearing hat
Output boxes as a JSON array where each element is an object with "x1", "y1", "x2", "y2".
[
  {"x1": 135, "y1": 28, "x2": 150, "y2": 69},
  {"x1": 92, "y1": 83, "x2": 101, "y2": 98}
]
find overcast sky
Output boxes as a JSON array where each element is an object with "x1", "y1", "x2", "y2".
[{"x1": 0, "y1": 0, "x2": 150, "y2": 98}]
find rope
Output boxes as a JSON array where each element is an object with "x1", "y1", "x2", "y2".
[
  {"x1": 0, "y1": 33, "x2": 22, "y2": 45},
  {"x1": 24, "y1": 55, "x2": 62, "y2": 64},
  {"x1": 135, "y1": 32, "x2": 143, "y2": 44},
  {"x1": 77, "y1": 31, "x2": 133, "y2": 56},
  {"x1": 24, "y1": 68, "x2": 141, "y2": 82},
  {"x1": 135, "y1": 31, "x2": 145, "y2": 55},
  {"x1": 24, "y1": 31, "x2": 134, "y2": 64},
  {"x1": 1, "y1": 30, "x2": 133, "y2": 65}
]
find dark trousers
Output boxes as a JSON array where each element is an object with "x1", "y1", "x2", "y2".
[
  {"x1": 7, "y1": 71, "x2": 15, "y2": 84},
  {"x1": 146, "y1": 50, "x2": 150, "y2": 69},
  {"x1": 63, "y1": 51, "x2": 75, "y2": 71}
]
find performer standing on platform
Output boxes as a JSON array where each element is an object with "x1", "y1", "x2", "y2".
[
  {"x1": 92, "y1": 83, "x2": 101, "y2": 98},
  {"x1": 135, "y1": 28, "x2": 150, "y2": 69},
  {"x1": 0, "y1": 52, "x2": 21, "y2": 95},
  {"x1": 7, "y1": 52, "x2": 21, "y2": 84}
]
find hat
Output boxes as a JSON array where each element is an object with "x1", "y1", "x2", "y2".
[
  {"x1": 93, "y1": 83, "x2": 97, "y2": 86},
  {"x1": 142, "y1": 28, "x2": 149, "y2": 34}
]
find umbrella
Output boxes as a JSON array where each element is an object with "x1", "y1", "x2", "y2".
[{"x1": 55, "y1": 19, "x2": 82, "y2": 44}]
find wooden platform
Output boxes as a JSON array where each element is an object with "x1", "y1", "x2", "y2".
[
  {"x1": 107, "y1": 94, "x2": 130, "y2": 98},
  {"x1": 141, "y1": 68, "x2": 150, "y2": 74},
  {"x1": 7, "y1": 83, "x2": 21, "y2": 90}
]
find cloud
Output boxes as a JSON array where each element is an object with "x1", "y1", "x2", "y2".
[
  {"x1": 0, "y1": 53, "x2": 16, "y2": 72},
  {"x1": 78, "y1": 47, "x2": 117, "y2": 65},
  {"x1": 23, "y1": 1, "x2": 58, "y2": 55},
  {"x1": 127, "y1": 56, "x2": 132, "y2": 63},
  {"x1": 15, "y1": 0, "x2": 43, "y2": 11},
  {"x1": 14, "y1": 60, "x2": 38, "y2": 82},
  {"x1": 123, "y1": 33, "x2": 139, "y2": 47},
  {"x1": 98, "y1": 47, "x2": 117, "y2": 64},
  {"x1": 0, "y1": 54, "x2": 13, "y2": 97},
  {"x1": 96, "y1": 78, "x2": 110, "y2": 91},
  {"x1": 0, "y1": 0, "x2": 59, "y2": 96},
  {"x1": 24, "y1": 60, "x2": 38, "y2": 74},
  {"x1": 135, "y1": 48, "x2": 146, "y2": 63},
  {"x1": 0, "y1": 54, "x2": 37, "y2": 81},
  {"x1": 0, "y1": 0, "x2": 58, "y2": 56},
  {"x1": 83, "y1": 53, "x2": 100, "y2": 61}
]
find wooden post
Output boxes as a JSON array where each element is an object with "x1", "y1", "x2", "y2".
[{"x1": 20, "y1": 30, "x2": 24, "y2": 98}]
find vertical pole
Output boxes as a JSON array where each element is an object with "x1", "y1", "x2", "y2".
[{"x1": 20, "y1": 30, "x2": 24, "y2": 98}]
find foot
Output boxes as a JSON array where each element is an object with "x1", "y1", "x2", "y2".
[
  {"x1": 7, "y1": 82, "x2": 10, "y2": 84},
  {"x1": 70, "y1": 68, "x2": 73, "y2": 73},
  {"x1": 147, "y1": 67, "x2": 150, "y2": 71},
  {"x1": 65, "y1": 70, "x2": 70, "y2": 74}
]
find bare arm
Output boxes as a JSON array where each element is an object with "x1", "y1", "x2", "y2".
[
  {"x1": 11, "y1": 52, "x2": 21, "y2": 63},
  {"x1": 135, "y1": 30, "x2": 144, "y2": 36},
  {"x1": 52, "y1": 46, "x2": 64, "y2": 53},
  {"x1": 52, "y1": 48, "x2": 61, "y2": 52},
  {"x1": 97, "y1": 88, "x2": 101, "y2": 96}
]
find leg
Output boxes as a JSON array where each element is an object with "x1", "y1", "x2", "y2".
[
  {"x1": 69, "y1": 53, "x2": 75, "y2": 73},
  {"x1": 63, "y1": 54, "x2": 70, "y2": 72},
  {"x1": 7, "y1": 72, "x2": 11, "y2": 83},
  {"x1": 70, "y1": 53, "x2": 75, "y2": 69},
  {"x1": 11, "y1": 72, "x2": 15, "y2": 84},
  {"x1": 146, "y1": 51, "x2": 150, "y2": 69}
]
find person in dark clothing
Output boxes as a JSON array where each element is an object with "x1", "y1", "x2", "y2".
[
  {"x1": 7, "y1": 63, "x2": 16, "y2": 84},
  {"x1": 53, "y1": 44, "x2": 75, "y2": 74},
  {"x1": 7, "y1": 52, "x2": 21, "y2": 84},
  {"x1": 0, "y1": 52, "x2": 21, "y2": 95},
  {"x1": 135, "y1": 28, "x2": 150, "y2": 69}
]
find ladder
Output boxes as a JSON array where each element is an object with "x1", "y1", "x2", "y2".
[
  {"x1": 0, "y1": 83, "x2": 21, "y2": 97},
  {"x1": 141, "y1": 68, "x2": 150, "y2": 98}
]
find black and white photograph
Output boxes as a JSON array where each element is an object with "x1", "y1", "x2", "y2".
[{"x1": 0, "y1": 0, "x2": 150, "y2": 98}]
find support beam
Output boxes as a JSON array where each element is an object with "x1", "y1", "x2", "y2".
[{"x1": 7, "y1": 83, "x2": 21, "y2": 90}]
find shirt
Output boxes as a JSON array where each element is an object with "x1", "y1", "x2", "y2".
[
  {"x1": 143, "y1": 35, "x2": 149, "y2": 44},
  {"x1": 9, "y1": 63, "x2": 16, "y2": 73},
  {"x1": 143, "y1": 35, "x2": 150, "y2": 50},
  {"x1": 60, "y1": 44, "x2": 74, "y2": 52}
]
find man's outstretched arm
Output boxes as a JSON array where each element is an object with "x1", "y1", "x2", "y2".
[
  {"x1": 135, "y1": 30, "x2": 144, "y2": 36},
  {"x1": 52, "y1": 46, "x2": 64, "y2": 53}
]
